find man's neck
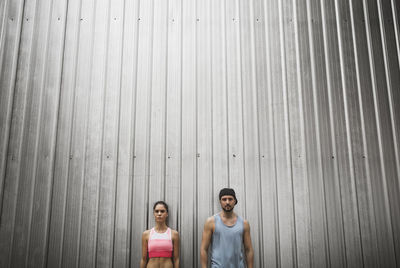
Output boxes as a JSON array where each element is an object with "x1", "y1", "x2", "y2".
[{"x1": 220, "y1": 210, "x2": 236, "y2": 219}]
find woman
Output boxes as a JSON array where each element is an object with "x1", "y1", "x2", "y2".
[{"x1": 140, "y1": 201, "x2": 180, "y2": 268}]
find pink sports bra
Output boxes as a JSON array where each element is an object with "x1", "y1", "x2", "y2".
[{"x1": 148, "y1": 227, "x2": 173, "y2": 258}]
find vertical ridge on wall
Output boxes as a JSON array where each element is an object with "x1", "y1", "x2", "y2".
[
  {"x1": 113, "y1": 0, "x2": 139, "y2": 264},
  {"x1": 131, "y1": 0, "x2": 154, "y2": 263},
  {"x1": 196, "y1": 0, "x2": 213, "y2": 266},
  {"x1": 46, "y1": 0, "x2": 81, "y2": 265},
  {"x1": 148, "y1": 0, "x2": 168, "y2": 216},
  {"x1": 260, "y1": 0, "x2": 280, "y2": 266},
  {"x1": 348, "y1": 1, "x2": 380, "y2": 266},
  {"x1": 0, "y1": 0, "x2": 24, "y2": 226},
  {"x1": 388, "y1": 0, "x2": 400, "y2": 185},
  {"x1": 29, "y1": 0, "x2": 68, "y2": 265},
  {"x1": 164, "y1": 0, "x2": 182, "y2": 233},
  {"x1": 362, "y1": 0, "x2": 397, "y2": 266},
  {"x1": 334, "y1": 1, "x2": 365, "y2": 267},
  {"x1": 5, "y1": 0, "x2": 44, "y2": 266},
  {"x1": 253, "y1": 0, "x2": 267, "y2": 266},
  {"x1": 376, "y1": 0, "x2": 400, "y2": 262},
  {"x1": 180, "y1": 0, "x2": 197, "y2": 266},
  {"x1": 210, "y1": 0, "x2": 228, "y2": 215},
  {"x1": 292, "y1": 0, "x2": 312, "y2": 267},
  {"x1": 304, "y1": 0, "x2": 331, "y2": 266}
]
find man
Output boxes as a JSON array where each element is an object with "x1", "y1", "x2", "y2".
[{"x1": 200, "y1": 188, "x2": 254, "y2": 268}]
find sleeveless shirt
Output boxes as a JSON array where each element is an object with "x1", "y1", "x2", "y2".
[
  {"x1": 211, "y1": 214, "x2": 245, "y2": 268},
  {"x1": 147, "y1": 227, "x2": 173, "y2": 258}
]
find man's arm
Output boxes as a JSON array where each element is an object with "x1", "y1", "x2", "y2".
[
  {"x1": 200, "y1": 217, "x2": 214, "y2": 268},
  {"x1": 243, "y1": 220, "x2": 254, "y2": 268},
  {"x1": 172, "y1": 230, "x2": 180, "y2": 268}
]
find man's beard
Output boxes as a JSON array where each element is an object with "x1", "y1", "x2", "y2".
[{"x1": 222, "y1": 206, "x2": 233, "y2": 212}]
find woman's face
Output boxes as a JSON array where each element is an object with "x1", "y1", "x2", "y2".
[{"x1": 153, "y1": 204, "x2": 168, "y2": 223}]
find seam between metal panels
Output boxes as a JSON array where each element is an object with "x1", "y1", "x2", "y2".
[
  {"x1": 305, "y1": 0, "x2": 331, "y2": 266},
  {"x1": 271, "y1": 0, "x2": 281, "y2": 264},
  {"x1": 94, "y1": 0, "x2": 112, "y2": 264},
  {"x1": 223, "y1": 0, "x2": 230, "y2": 187},
  {"x1": 6, "y1": 0, "x2": 29, "y2": 266},
  {"x1": 157, "y1": 0, "x2": 167, "y2": 202},
  {"x1": 248, "y1": 0, "x2": 263, "y2": 265},
  {"x1": 391, "y1": 0, "x2": 400, "y2": 70},
  {"x1": 162, "y1": 0, "x2": 169, "y2": 202},
  {"x1": 61, "y1": 0, "x2": 83, "y2": 265},
  {"x1": 293, "y1": 0, "x2": 313, "y2": 266},
  {"x1": 145, "y1": 0, "x2": 155, "y2": 231},
  {"x1": 261, "y1": 0, "x2": 277, "y2": 265},
  {"x1": 178, "y1": 0, "x2": 183, "y2": 247},
  {"x1": 0, "y1": 0, "x2": 9, "y2": 81},
  {"x1": 209, "y1": 0, "x2": 215, "y2": 216},
  {"x1": 320, "y1": 0, "x2": 350, "y2": 267},
  {"x1": 0, "y1": 0, "x2": 9, "y2": 71},
  {"x1": 362, "y1": 0, "x2": 397, "y2": 265},
  {"x1": 109, "y1": 2, "x2": 123, "y2": 263},
  {"x1": 112, "y1": 0, "x2": 127, "y2": 265},
  {"x1": 45, "y1": 0, "x2": 70, "y2": 266},
  {"x1": 0, "y1": 0, "x2": 25, "y2": 228},
  {"x1": 0, "y1": 0, "x2": 8, "y2": 220},
  {"x1": 377, "y1": 0, "x2": 400, "y2": 239},
  {"x1": 76, "y1": 0, "x2": 98, "y2": 265},
  {"x1": 333, "y1": 0, "x2": 365, "y2": 266},
  {"x1": 28, "y1": 0, "x2": 59, "y2": 265},
  {"x1": 237, "y1": 0, "x2": 245, "y2": 203},
  {"x1": 255, "y1": 0, "x2": 266, "y2": 256},
  {"x1": 236, "y1": 0, "x2": 246, "y2": 221},
  {"x1": 38, "y1": 1, "x2": 61, "y2": 265},
  {"x1": 128, "y1": 0, "x2": 141, "y2": 266},
  {"x1": 320, "y1": 0, "x2": 348, "y2": 266},
  {"x1": 278, "y1": 0, "x2": 299, "y2": 266},
  {"x1": 264, "y1": 0, "x2": 281, "y2": 265},
  {"x1": 0, "y1": 0, "x2": 8, "y2": 50},
  {"x1": 25, "y1": 0, "x2": 47, "y2": 263},
  {"x1": 194, "y1": 1, "x2": 198, "y2": 266},
  {"x1": 349, "y1": 1, "x2": 379, "y2": 263},
  {"x1": 348, "y1": 0, "x2": 379, "y2": 266},
  {"x1": 390, "y1": 0, "x2": 400, "y2": 203}
]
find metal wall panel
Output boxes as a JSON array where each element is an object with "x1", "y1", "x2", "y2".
[{"x1": 0, "y1": 0, "x2": 399, "y2": 267}]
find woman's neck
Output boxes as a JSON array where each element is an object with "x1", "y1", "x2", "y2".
[{"x1": 154, "y1": 222, "x2": 168, "y2": 232}]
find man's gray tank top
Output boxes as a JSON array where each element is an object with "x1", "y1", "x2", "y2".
[{"x1": 211, "y1": 213, "x2": 245, "y2": 268}]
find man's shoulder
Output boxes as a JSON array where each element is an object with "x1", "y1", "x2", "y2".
[
  {"x1": 242, "y1": 218, "x2": 251, "y2": 231},
  {"x1": 203, "y1": 215, "x2": 216, "y2": 232},
  {"x1": 205, "y1": 215, "x2": 215, "y2": 224}
]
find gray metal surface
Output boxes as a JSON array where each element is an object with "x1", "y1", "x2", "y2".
[{"x1": 0, "y1": 0, "x2": 399, "y2": 267}]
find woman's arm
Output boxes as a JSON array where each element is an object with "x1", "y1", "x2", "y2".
[
  {"x1": 140, "y1": 231, "x2": 149, "y2": 268},
  {"x1": 172, "y1": 230, "x2": 180, "y2": 268}
]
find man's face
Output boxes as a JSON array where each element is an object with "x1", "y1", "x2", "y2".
[{"x1": 220, "y1": 195, "x2": 236, "y2": 212}]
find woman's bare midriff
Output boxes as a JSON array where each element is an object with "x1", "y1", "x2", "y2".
[{"x1": 146, "y1": 257, "x2": 173, "y2": 268}]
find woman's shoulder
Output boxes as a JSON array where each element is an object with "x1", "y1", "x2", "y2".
[
  {"x1": 142, "y1": 229, "x2": 151, "y2": 238},
  {"x1": 170, "y1": 228, "x2": 179, "y2": 238}
]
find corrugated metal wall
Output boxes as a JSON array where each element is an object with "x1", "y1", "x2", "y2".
[{"x1": 0, "y1": 0, "x2": 399, "y2": 267}]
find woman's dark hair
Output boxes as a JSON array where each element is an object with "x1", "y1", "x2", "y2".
[{"x1": 153, "y1": 201, "x2": 169, "y2": 213}]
